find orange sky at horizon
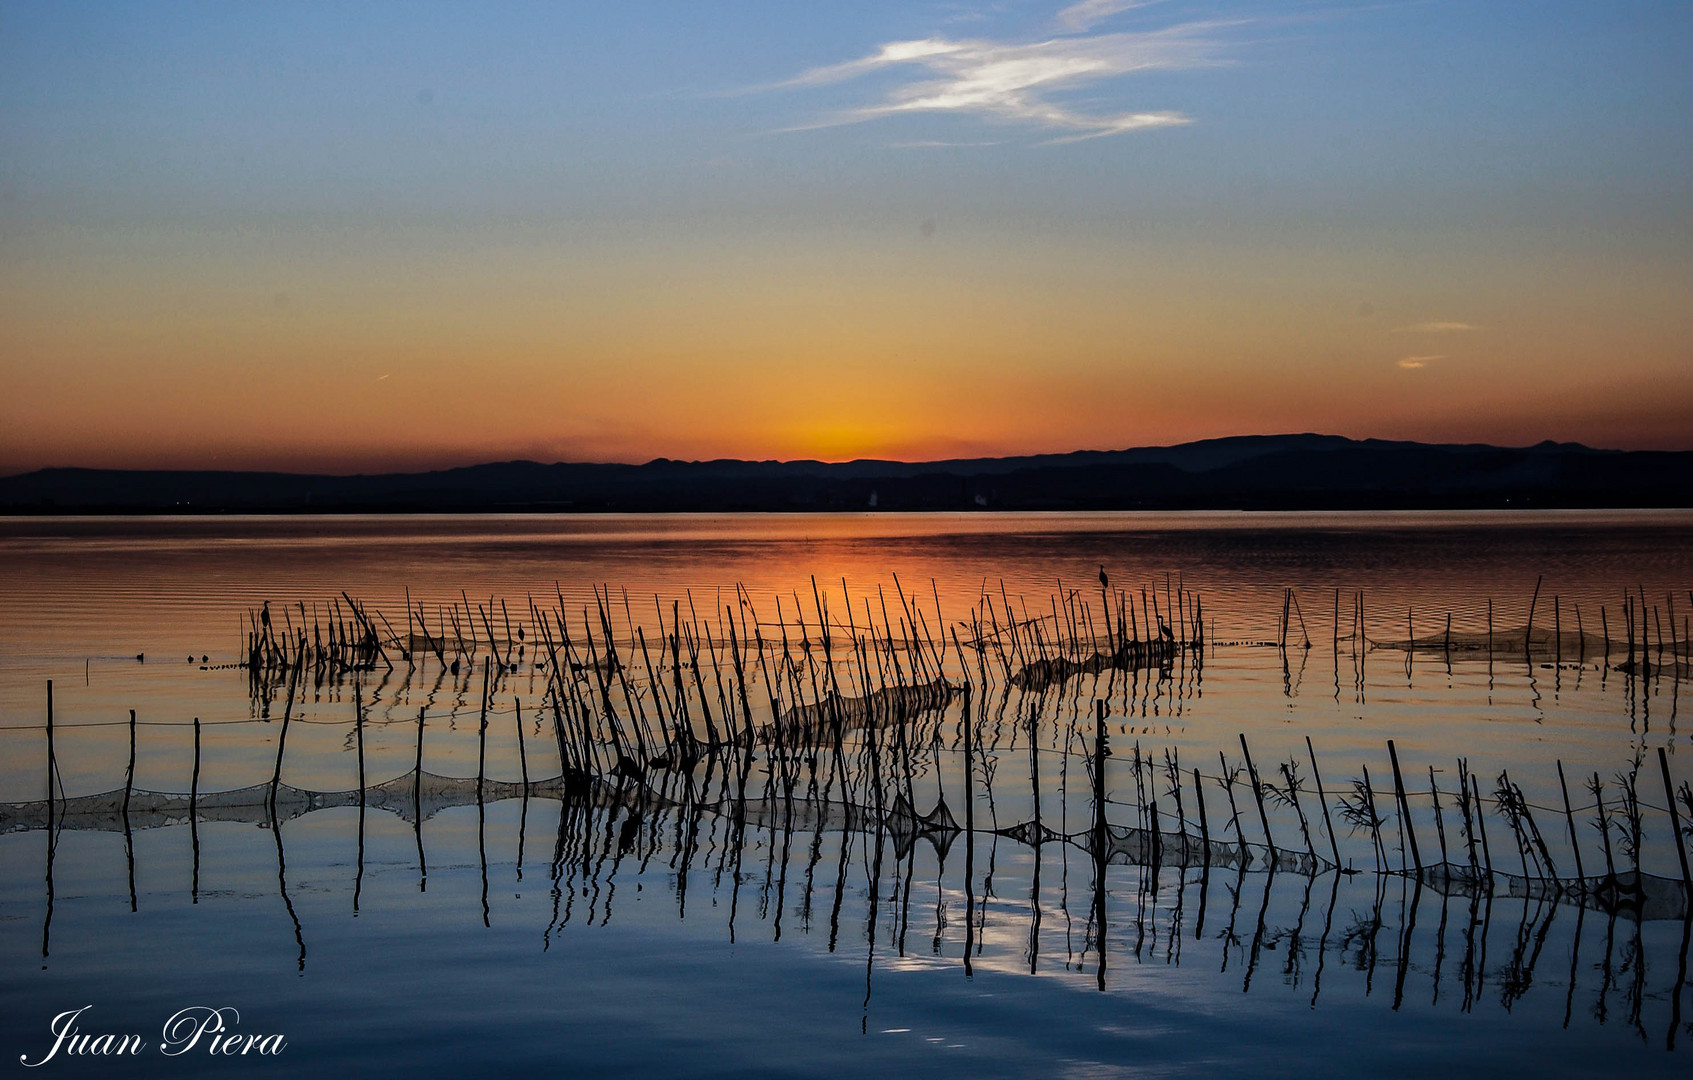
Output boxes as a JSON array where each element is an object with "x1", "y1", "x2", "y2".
[
  {"x1": 3, "y1": 221, "x2": 1690, "y2": 475},
  {"x1": 4, "y1": 4, "x2": 1690, "y2": 476}
]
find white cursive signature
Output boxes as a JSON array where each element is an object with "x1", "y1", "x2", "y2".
[{"x1": 19, "y1": 1006, "x2": 285, "y2": 1066}]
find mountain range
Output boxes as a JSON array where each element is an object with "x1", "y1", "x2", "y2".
[{"x1": 3, "y1": 434, "x2": 1689, "y2": 513}]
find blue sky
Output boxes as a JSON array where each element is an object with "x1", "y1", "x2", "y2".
[{"x1": 6, "y1": 2, "x2": 1687, "y2": 232}]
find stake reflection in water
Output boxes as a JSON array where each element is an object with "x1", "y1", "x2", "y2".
[
  {"x1": 6, "y1": 574, "x2": 1693, "y2": 1053},
  {"x1": 14, "y1": 717, "x2": 1693, "y2": 1050}
]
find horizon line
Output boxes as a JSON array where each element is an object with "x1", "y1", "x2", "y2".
[{"x1": 3, "y1": 431, "x2": 1666, "y2": 482}]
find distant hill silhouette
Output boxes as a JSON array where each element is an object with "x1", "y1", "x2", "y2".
[{"x1": 3, "y1": 435, "x2": 1690, "y2": 513}]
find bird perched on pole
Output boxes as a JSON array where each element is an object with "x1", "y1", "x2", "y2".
[{"x1": 1098, "y1": 565, "x2": 1109, "y2": 589}]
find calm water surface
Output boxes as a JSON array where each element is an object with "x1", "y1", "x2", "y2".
[{"x1": 1, "y1": 512, "x2": 1690, "y2": 1077}]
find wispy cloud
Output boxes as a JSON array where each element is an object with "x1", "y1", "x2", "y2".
[
  {"x1": 1391, "y1": 321, "x2": 1481, "y2": 333},
  {"x1": 1398, "y1": 355, "x2": 1441, "y2": 369},
  {"x1": 888, "y1": 139, "x2": 1003, "y2": 149},
  {"x1": 765, "y1": 12, "x2": 1228, "y2": 142},
  {"x1": 1056, "y1": 0, "x2": 1156, "y2": 33}
]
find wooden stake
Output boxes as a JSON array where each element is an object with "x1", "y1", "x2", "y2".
[
  {"x1": 1388, "y1": 740, "x2": 1422, "y2": 876},
  {"x1": 1092, "y1": 699, "x2": 1109, "y2": 987},
  {"x1": 269, "y1": 650, "x2": 300, "y2": 802},
  {"x1": 477, "y1": 660, "x2": 490, "y2": 798},
  {"x1": 515, "y1": 695, "x2": 529, "y2": 788},
  {"x1": 1557, "y1": 760, "x2": 1585, "y2": 885},
  {"x1": 1661, "y1": 747, "x2": 1691, "y2": 893},
  {"x1": 1525, "y1": 575, "x2": 1543, "y2": 659},
  {"x1": 354, "y1": 683, "x2": 366, "y2": 794},
  {"x1": 1238, "y1": 733, "x2": 1277, "y2": 860},
  {"x1": 1307, "y1": 736, "x2": 1341, "y2": 868},
  {"x1": 1193, "y1": 766, "x2": 1211, "y2": 859},
  {"x1": 1333, "y1": 589, "x2": 1340, "y2": 654},
  {"x1": 123, "y1": 708, "x2": 136, "y2": 819},
  {"x1": 45, "y1": 681, "x2": 55, "y2": 813},
  {"x1": 1554, "y1": 595, "x2": 1562, "y2": 665},
  {"x1": 1472, "y1": 774, "x2": 1494, "y2": 887},
  {"x1": 1429, "y1": 766, "x2": 1449, "y2": 866}
]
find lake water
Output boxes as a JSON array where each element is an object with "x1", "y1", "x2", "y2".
[{"x1": 1, "y1": 512, "x2": 1690, "y2": 1077}]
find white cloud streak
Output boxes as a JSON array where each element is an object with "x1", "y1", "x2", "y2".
[
  {"x1": 1056, "y1": 0, "x2": 1155, "y2": 33},
  {"x1": 768, "y1": 16, "x2": 1226, "y2": 141},
  {"x1": 1391, "y1": 321, "x2": 1481, "y2": 333},
  {"x1": 888, "y1": 139, "x2": 1003, "y2": 149},
  {"x1": 1398, "y1": 355, "x2": 1442, "y2": 369}
]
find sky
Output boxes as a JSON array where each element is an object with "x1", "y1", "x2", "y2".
[{"x1": 1, "y1": 0, "x2": 1690, "y2": 473}]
